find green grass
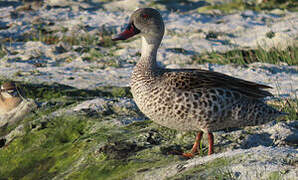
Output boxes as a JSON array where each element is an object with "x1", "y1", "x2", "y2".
[
  {"x1": 0, "y1": 115, "x2": 90, "y2": 180},
  {"x1": 16, "y1": 82, "x2": 132, "y2": 101},
  {"x1": 17, "y1": 23, "x2": 116, "y2": 48},
  {"x1": 152, "y1": 0, "x2": 297, "y2": 13},
  {"x1": 0, "y1": 104, "x2": 179, "y2": 179},
  {"x1": 268, "y1": 171, "x2": 282, "y2": 180},
  {"x1": 197, "y1": 0, "x2": 298, "y2": 14},
  {"x1": 0, "y1": 80, "x2": 185, "y2": 179},
  {"x1": 270, "y1": 98, "x2": 298, "y2": 121},
  {"x1": 0, "y1": 80, "x2": 145, "y2": 179},
  {"x1": 192, "y1": 46, "x2": 298, "y2": 66},
  {"x1": 169, "y1": 157, "x2": 237, "y2": 180},
  {"x1": 83, "y1": 48, "x2": 121, "y2": 67}
]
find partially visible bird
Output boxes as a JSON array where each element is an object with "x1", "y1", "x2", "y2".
[{"x1": 0, "y1": 82, "x2": 23, "y2": 115}]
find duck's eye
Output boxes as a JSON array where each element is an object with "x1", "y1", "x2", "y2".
[{"x1": 142, "y1": 14, "x2": 150, "y2": 19}]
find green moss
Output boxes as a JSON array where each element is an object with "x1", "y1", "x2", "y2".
[
  {"x1": 275, "y1": 99, "x2": 298, "y2": 121},
  {"x1": 169, "y1": 157, "x2": 236, "y2": 180},
  {"x1": 0, "y1": 78, "x2": 296, "y2": 179},
  {"x1": 198, "y1": 0, "x2": 246, "y2": 14},
  {"x1": 0, "y1": 114, "x2": 177, "y2": 179},
  {"x1": 266, "y1": 31, "x2": 275, "y2": 39},
  {"x1": 64, "y1": 121, "x2": 186, "y2": 179},
  {"x1": 111, "y1": 87, "x2": 131, "y2": 98},
  {"x1": 0, "y1": 115, "x2": 89, "y2": 179},
  {"x1": 96, "y1": 86, "x2": 132, "y2": 98},
  {"x1": 12, "y1": 81, "x2": 132, "y2": 102},
  {"x1": 67, "y1": 147, "x2": 177, "y2": 180},
  {"x1": 267, "y1": 171, "x2": 282, "y2": 180},
  {"x1": 0, "y1": 100, "x2": 183, "y2": 180},
  {"x1": 87, "y1": 48, "x2": 105, "y2": 60},
  {"x1": 13, "y1": 71, "x2": 23, "y2": 77},
  {"x1": 0, "y1": 81, "x2": 132, "y2": 102}
]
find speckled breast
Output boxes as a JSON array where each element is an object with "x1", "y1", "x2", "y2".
[{"x1": 130, "y1": 75, "x2": 214, "y2": 131}]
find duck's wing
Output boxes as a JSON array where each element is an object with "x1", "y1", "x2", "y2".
[{"x1": 161, "y1": 69, "x2": 273, "y2": 99}]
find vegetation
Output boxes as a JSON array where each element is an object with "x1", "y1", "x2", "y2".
[
  {"x1": 0, "y1": 80, "x2": 181, "y2": 179},
  {"x1": 23, "y1": 25, "x2": 117, "y2": 48},
  {"x1": 197, "y1": 0, "x2": 298, "y2": 14},
  {"x1": 171, "y1": 157, "x2": 237, "y2": 180},
  {"x1": 0, "y1": 45, "x2": 6, "y2": 59},
  {"x1": 192, "y1": 46, "x2": 298, "y2": 66},
  {"x1": 152, "y1": 0, "x2": 297, "y2": 13},
  {"x1": 0, "y1": 79, "x2": 296, "y2": 179},
  {"x1": 270, "y1": 98, "x2": 298, "y2": 122}
]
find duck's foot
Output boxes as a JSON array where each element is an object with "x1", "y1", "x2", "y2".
[
  {"x1": 181, "y1": 132, "x2": 214, "y2": 157},
  {"x1": 168, "y1": 150, "x2": 195, "y2": 158},
  {"x1": 180, "y1": 131, "x2": 204, "y2": 158},
  {"x1": 182, "y1": 152, "x2": 195, "y2": 158},
  {"x1": 167, "y1": 131, "x2": 214, "y2": 158}
]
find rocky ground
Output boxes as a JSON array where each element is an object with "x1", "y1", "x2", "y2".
[{"x1": 0, "y1": 0, "x2": 297, "y2": 179}]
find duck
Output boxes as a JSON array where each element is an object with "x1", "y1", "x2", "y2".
[
  {"x1": 0, "y1": 82, "x2": 23, "y2": 115},
  {"x1": 112, "y1": 8, "x2": 285, "y2": 157}
]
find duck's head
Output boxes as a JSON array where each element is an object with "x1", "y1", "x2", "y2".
[
  {"x1": 0, "y1": 82, "x2": 18, "y2": 98},
  {"x1": 112, "y1": 8, "x2": 164, "y2": 44}
]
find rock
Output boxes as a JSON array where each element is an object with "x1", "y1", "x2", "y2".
[
  {"x1": 73, "y1": 97, "x2": 112, "y2": 114},
  {"x1": 136, "y1": 146, "x2": 297, "y2": 180},
  {"x1": 0, "y1": 122, "x2": 26, "y2": 148},
  {"x1": 15, "y1": 1, "x2": 43, "y2": 12},
  {"x1": 53, "y1": 42, "x2": 70, "y2": 54},
  {"x1": 265, "y1": 121, "x2": 298, "y2": 147},
  {"x1": 98, "y1": 140, "x2": 143, "y2": 159},
  {"x1": 14, "y1": 41, "x2": 54, "y2": 62},
  {"x1": 213, "y1": 120, "x2": 298, "y2": 152},
  {"x1": 72, "y1": 97, "x2": 143, "y2": 123}
]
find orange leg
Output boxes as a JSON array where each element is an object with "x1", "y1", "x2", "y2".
[
  {"x1": 182, "y1": 131, "x2": 203, "y2": 158},
  {"x1": 208, "y1": 132, "x2": 214, "y2": 155}
]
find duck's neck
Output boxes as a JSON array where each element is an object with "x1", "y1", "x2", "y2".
[{"x1": 137, "y1": 36, "x2": 160, "y2": 71}]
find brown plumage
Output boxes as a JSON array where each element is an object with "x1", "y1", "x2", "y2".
[
  {"x1": 161, "y1": 69, "x2": 273, "y2": 98},
  {"x1": 0, "y1": 82, "x2": 22, "y2": 115},
  {"x1": 112, "y1": 8, "x2": 285, "y2": 157}
]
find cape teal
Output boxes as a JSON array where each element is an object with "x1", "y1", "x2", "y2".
[{"x1": 112, "y1": 8, "x2": 285, "y2": 157}]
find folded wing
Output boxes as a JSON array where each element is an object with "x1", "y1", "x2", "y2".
[{"x1": 162, "y1": 69, "x2": 273, "y2": 99}]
